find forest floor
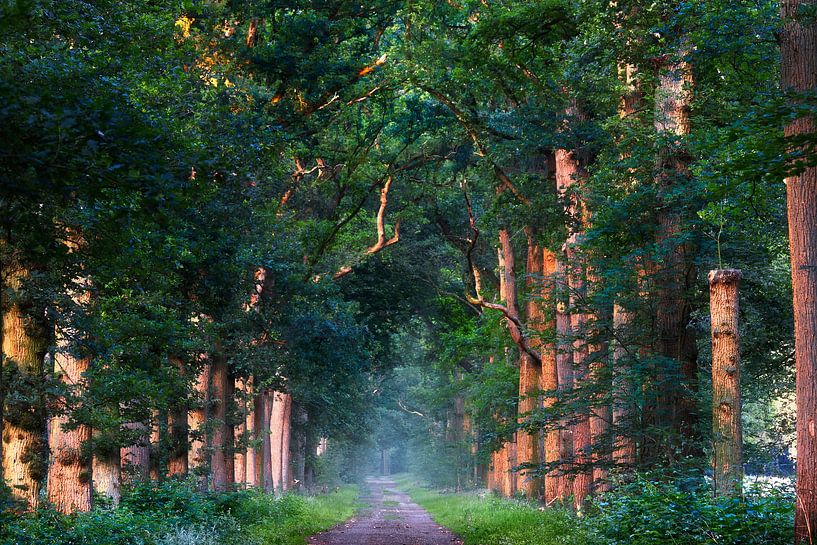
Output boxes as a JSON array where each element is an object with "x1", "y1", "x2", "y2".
[{"x1": 307, "y1": 477, "x2": 462, "y2": 545}]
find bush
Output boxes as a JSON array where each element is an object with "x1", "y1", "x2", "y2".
[
  {"x1": 590, "y1": 474, "x2": 794, "y2": 545},
  {"x1": 0, "y1": 480, "x2": 355, "y2": 545}
]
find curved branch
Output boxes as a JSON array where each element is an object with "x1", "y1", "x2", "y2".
[
  {"x1": 461, "y1": 185, "x2": 541, "y2": 366},
  {"x1": 333, "y1": 176, "x2": 400, "y2": 279}
]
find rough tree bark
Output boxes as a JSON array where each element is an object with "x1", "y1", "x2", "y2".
[
  {"x1": 47, "y1": 237, "x2": 93, "y2": 513},
  {"x1": 708, "y1": 269, "x2": 743, "y2": 498},
  {"x1": 93, "y1": 426, "x2": 121, "y2": 504},
  {"x1": 1, "y1": 262, "x2": 48, "y2": 509},
  {"x1": 540, "y1": 247, "x2": 562, "y2": 504},
  {"x1": 780, "y1": 2, "x2": 817, "y2": 540},
  {"x1": 280, "y1": 392, "x2": 292, "y2": 491},
  {"x1": 120, "y1": 420, "x2": 150, "y2": 480},
  {"x1": 516, "y1": 230, "x2": 544, "y2": 499},
  {"x1": 653, "y1": 45, "x2": 699, "y2": 459},
  {"x1": 556, "y1": 141, "x2": 592, "y2": 511},
  {"x1": 47, "y1": 330, "x2": 93, "y2": 513},
  {"x1": 554, "y1": 253, "x2": 575, "y2": 503}
]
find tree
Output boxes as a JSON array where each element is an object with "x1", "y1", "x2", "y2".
[
  {"x1": 708, "y1": 269, "x2": 743, "y2": 497},
  {"x1": 780, "y1": 0, "x2": 817, "y2": 540}
]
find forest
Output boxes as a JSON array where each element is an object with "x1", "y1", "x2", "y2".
[{"x1": 1, "y1": 0, "x2": 816, "y2": 544}]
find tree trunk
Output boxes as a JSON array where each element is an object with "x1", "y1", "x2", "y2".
[
  {"x1": 234, "y1": 378, "x2": 247, "y2": 485},
  {"x1": 245, "y1": 377, "x2": 257, "y2": 487},
  {"x1": 517, "y1": 231, "x2": 544, "y2": 499},
  {"x1": 653, "y1": 47, "x2": 699, "y2": 459},
  {"x1": 557, "y1": 136, "x2": 592, "y2": 510},
  {"x1": 780, "y1": 2, "x2": 817, "y2": 540},
  {"x1": 292, "y1": 403, "x2": 308, "y2": 490},
  {"x1": 188, "y1": 362, "x2": 210, "y2": 477},
  {"x1": 280, "y1": 392, "x2": 292, "y2": 491},
  {"x1": 540, "y1": 248, "x2": 562, "y2": 504},
  {"x1": 121, "y1": 421, "x2": 150, "y2": 481},
  {"x1": 149, "y1": 411, "x2": 163, "y2": 481},
  {"x1": 571, "y1": 300, "x2": 592, "y2": 512},
  {"x1": 92, "y1": 434, "x2": 121, "y2": 505},
  {"x1": 555, "y1": 255, "x2": 574, "y2": 502},
  {"x1": 497, "y1": 231, "x2": 518, "y2": 498},
  {"x1": 166, "y1": 357, "x2": 188, "y2": 477},
  {"x1": 1, "y1": 263, "x2": 48, "y2": 509},
  {"x1": 708, "y1": 269, "x2": 743, "y2": 498},
  {"x1": 260, "y1": 389, "x2": 274, "y2": 492},
  {"x1": 612, "y1": 304, "x2": 637, "y2": 467},
  {"x1": 47, "y1": 296, "x2": 92, "y2": 512},
  {"x1": 210, "y1": 352, "x2": 234, "y2": 491},
  {"x1": 270, "y1": 390, "x2": 286, "y2": 493}
]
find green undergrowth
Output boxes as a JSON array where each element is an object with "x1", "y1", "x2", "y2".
[
  {"x1": 393, "y1": 474, "x2": 793, "y2": 545},
  {"x1": 392, "y1": 474, "x2": 593, "y2": 545},
  {"x1": 0, "y1": 480, "x2": 360, "y2": 545}
]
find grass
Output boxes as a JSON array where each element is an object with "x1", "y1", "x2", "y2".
[
  {"x1": 246, "y1": 485, "x2": 362, "y2": 545},
  {"x1": 392, "y1": 475, "x2": 596, "y2": 545},
  {"x1": 391, "y1": 473, "x2": 793, "y2": 545}
]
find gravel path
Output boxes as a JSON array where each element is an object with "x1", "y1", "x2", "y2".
[{"x1": 308, "y1": 477, "x2": 463, "y2": 545}]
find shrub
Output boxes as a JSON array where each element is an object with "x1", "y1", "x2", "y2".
[{"x1": 590, "y1": 474, "x2": 794, "y2": 545}]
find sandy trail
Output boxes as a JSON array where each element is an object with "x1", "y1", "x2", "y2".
[{"x1": 308, "y1": 477, "x2": 462, "y2": 545}]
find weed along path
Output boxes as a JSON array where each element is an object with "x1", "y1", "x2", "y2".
[{"x1": 308, "y1": 478, "x2": 462, "y2": 545}]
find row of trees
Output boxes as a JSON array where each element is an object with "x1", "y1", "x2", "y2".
[
  {"x1": 2, "y1": 0, "x2": 816, "y2": 540},
  {"x1": 1, "y1": 0, "x2": 408, "y2": 513},
  {"x1": 362, "y1": 0, "x2": 811, "y2": 539}
]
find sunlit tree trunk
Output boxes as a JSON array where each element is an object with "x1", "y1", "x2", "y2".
[
  {"x1": 270, "y1": 390, "x2": 286, "y2": 493},
  {"x1": 556, "y1": 136, "x2": 592, "y2": 510},
  {"x1": 1, "y1": 262, "x2": 48, "y2": 509},
  {"x1": 47, "y1": 328, "x2": 93, "y2": 514},
  {"x1": 210, "y1": 352, "x2": 234, "y2": 491},
  {"x1": 188, "y1": 361, "x2": 210, "y2": 478},
  {"x1": 93, "y1": 427, "x2": 121, "y2": 504},
  {"x1": 780, "y1": 1, "x2": 817, "y2": 539},
  {"x1": 149, "y1": 410, "x2": 163, "y2": 481},
  {"x1": 47, "y1": 237, "x2": 92, "y2": 513},
  {"x1": 280, "y1": 392, "x2": 292, "y2": 491},
  {"x1": 517, "y1": 231, "x2": 544, "y2": 499},
  {"x1": 611, "y1": 50, "x2": 645, "y2": 471},
  {"x1": 708, "y1": 269, "x2": 743, "y2": 497},
  {"x1": 541, "y1": 247, "x2": 561, "y2": 503},
  {"x1": 497, "y1": 230, "x2": 518, "y2": 498},
  {"x1": 555, "y1": 255, "x2": 574, "y2": 502},
  {"x1": 244, "y1": 377, "x2": 257, "y2": 487},
  {"x1": 234, "y1": 378, "x2": 247, "y2": 485}
]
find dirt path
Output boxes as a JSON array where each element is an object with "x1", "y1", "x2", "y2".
[{"x1": 308, "y1": 477, "x2": 462, "y2": 545}]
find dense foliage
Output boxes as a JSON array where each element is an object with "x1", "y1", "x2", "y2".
[{"x1": 2, "y1": 0, "x2": 814, "y2": 540}]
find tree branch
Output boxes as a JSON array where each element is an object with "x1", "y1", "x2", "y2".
[
  {"x1": 461, "y1": 185, "x2": 541, "y2": 366},
  {"x1": 333, "y1": 176, "x2": 400, "y2": 279}
]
